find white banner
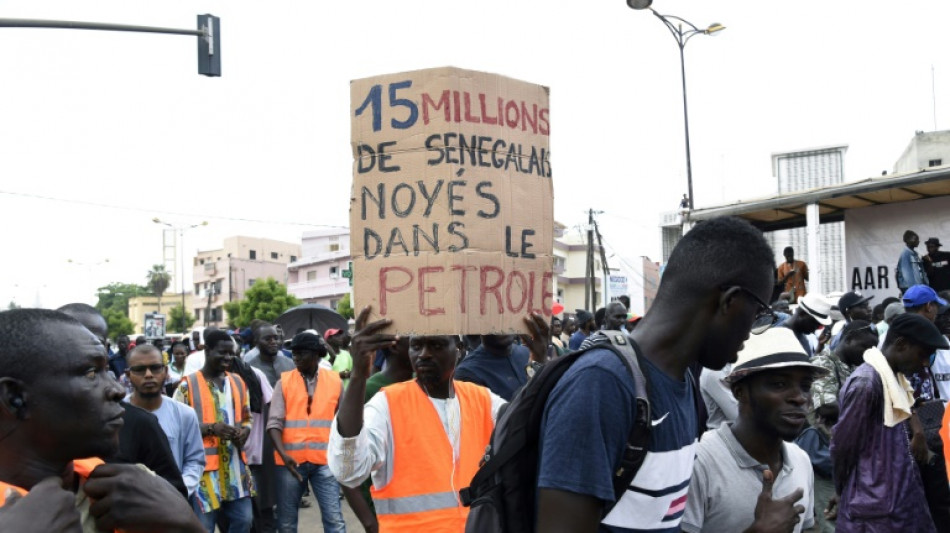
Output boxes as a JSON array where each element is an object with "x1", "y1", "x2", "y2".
[
  {"x1": 608, "y1": 275, "x2": 628, "y2": 301},
  {"x1": 844, "y1": 195, "x2": 950, "y2": 302}
]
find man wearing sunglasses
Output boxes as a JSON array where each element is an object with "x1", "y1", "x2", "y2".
[{"x1": 126, "y1": 344, "x2": 205, "y2": 501}]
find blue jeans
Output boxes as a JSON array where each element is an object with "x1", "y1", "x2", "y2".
[
  {"x1": 195, "y1": 495, "x2": 253, "y2": 533},
  {"x1": 275, "y1": 462, "x2": 345, "y2": 533}
]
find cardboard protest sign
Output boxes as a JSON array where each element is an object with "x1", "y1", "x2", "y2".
[{"x1": 350, "y1": 67, "x2": 554, "y2": 334}]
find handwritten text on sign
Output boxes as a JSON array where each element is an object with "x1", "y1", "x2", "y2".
[{"x1": 349, "y1": 67, "x2": 554, "y2": 334}]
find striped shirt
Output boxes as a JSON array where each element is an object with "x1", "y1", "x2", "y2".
[
  {"x1": 538, "y1": 349, "x2": 697, "y2": 532},
  {"x1": 174, "y1": 376, "x2": 254, "y2": 513}
]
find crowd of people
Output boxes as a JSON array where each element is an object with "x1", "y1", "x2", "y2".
[{"x1": 2, "y1": 216, "x2": 950, "y2": 532}]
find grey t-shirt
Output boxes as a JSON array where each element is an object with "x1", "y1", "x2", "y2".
[
  {"x1": 699, "y1": 364, "x2": 737, "y2": 430},
  {"x1": 682, "y1": 423, "x2": 815, "y2": 533},
  {"x1": 245, "y1": 349, "x2": 296, "y2": 387}
]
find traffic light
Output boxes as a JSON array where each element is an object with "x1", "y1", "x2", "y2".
[{"x1": 197, "y1": 14, "x2": 220, "y2": 77}]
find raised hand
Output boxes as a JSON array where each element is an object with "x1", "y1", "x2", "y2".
[
  {"x1": 350, "y1": 306, "x2": 397, "y2": 379},
  {"x1": 521, "y1": 313, "x2": 552, "y2": 363}
]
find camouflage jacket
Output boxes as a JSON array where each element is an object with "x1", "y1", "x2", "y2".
[{"x1": 811, "y1": 350, "x2": 855, "y2": 410}]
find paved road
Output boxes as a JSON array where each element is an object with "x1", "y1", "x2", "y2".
[{"x1": 294, "y1": 490, "x2": 364, "y2": 532}]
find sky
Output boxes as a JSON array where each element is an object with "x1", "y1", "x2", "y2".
[{"x1": 3, "y1": 0, "x2": 950, "y2": 309}]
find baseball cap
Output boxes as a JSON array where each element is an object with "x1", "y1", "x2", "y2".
[
  {"x1": 725, "y1": 328, "x2": 830, "y2": 384},
  {"x1": 323, "y1": 328, "x2": 342, "y2": 341},
  {"x1": 838, "y1": 291, "x2": 873, "y2": 313},
  {"x1": 902, "y1": 285, "x2": 948, "y2": 308},
  {"x1": 798, "y1": 293, "x2": 833, "y2": 326},
  {"x1": 884, "y1": 302, "x2": 906, "y2": 322},
  {"x1": 290, "y1": 332, "x2": 326, "y2": 353},
  {"x1": 886, "y1": 313, "x2": 949, "y2": 350}
]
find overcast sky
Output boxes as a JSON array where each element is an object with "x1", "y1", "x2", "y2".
[{"x1": 3, "y1": 0, "x2": 949, "y2": 308}]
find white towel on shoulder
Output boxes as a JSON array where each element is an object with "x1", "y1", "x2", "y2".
[{"x1": 863, "y1": 347, "x2": 915, "y2": 427}]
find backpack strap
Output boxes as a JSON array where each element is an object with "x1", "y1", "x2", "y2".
[{"x1": 582, "y1": 331, "x2": 651, "y2": 514}]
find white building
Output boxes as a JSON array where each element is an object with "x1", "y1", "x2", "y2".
[{"x1": 286, "y1": 228, "x2": 352, "y2": 309}]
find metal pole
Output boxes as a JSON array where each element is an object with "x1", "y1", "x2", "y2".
[
  {"x1": 180, "y1": 229, "x2": 186, "y2": 333},
  {"x1": 0, "y1": 18, "x2": 204, "y2": 37},
  {"x1": 679, "y1": 41, "x2": 695, "y2": 211}
]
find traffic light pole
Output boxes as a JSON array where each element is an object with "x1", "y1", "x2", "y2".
[{"x1": 0, "y1": 14, "x2": 221, "y2": 76}]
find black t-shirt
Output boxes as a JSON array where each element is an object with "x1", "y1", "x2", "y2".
[
  {"x1": 926, "y1": 251, "x2": 950, "y2": 292},
  {"x1": 108, "y1": 402, "x2": 187, "y2": 499}
]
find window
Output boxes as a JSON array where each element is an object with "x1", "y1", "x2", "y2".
[
  {"x1": 248, "y1": 278, "x2": 256, "y2": 287},
  {"x1": 214, "y1": 280, "x2": 223, "y2": 294},
  {"x1": 194, "y1": 283, "x2": 200, "y2": 295},
  {"x1": 930, "y1": 159, "x2": 943, "y2": 167},
  {"x1": 249, "y1": 250, "x2": 257, "y2": 260},
  {"x1": 290, "y1": 255, "x2": 297, "y2": 262},
  {"x1": 329, "y1": 243, "x2": 340, "y2": 252},
  {"x1": 199, "y1": 259, "x2": 205, "y2": 265},
  {"x1": 307, "y1": 271, "x2": 317, "y2": 281},
  {"x1": 210, "y1": 307, "x2": 220, "y2": 322},
  {"x1": 271, "y1": 252, "x2": 279, "y2": 260},
  {"x1": 330, "y1": 266, "x2": 339, "y2": 278},
  {"x1": 194, "y1": 309, "x2": 202, "y2": 321}
]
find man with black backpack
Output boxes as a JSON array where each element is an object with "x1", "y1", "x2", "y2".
[{"x1": 532, "y1": 217, "x2": 777, "y2": 532}]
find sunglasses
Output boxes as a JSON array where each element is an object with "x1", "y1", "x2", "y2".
[
  {"x1": 725, "y1": 286, "x2": 780, "y2": 335},
  {"x1": 128, "y1": 364, "x2": 165, "y2": 375}
]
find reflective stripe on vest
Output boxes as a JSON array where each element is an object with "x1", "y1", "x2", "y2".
[
  {"x1": 374, "y1": 490, "x2": 459, "y2": 515},
  {"x1": 185, "y1": 372, "x2": 246, "y2": 472},
  {"x1": 370, "y1": 380, "x2": 495, "y2": 532},
  {"x1": 0, "y1": 457, "x2": 103, "y2": 505},
  {"x1": 275, "y1": 368, "x2": 341, "y2": 466}
]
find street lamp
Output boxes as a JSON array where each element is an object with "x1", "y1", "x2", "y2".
[
  {"x1": 626, "y1": 0, "x2": 724, "y2": 211},
  {"x1": 152, "y1": 218, "x2": 208, "y2": 332}
]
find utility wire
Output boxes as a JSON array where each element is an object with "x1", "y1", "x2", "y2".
[{"x1": 0, "y1": 189, "x2": 348, "y2": 228}]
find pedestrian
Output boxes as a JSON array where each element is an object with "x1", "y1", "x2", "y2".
[
  {"x1": 175, "y1": 329, "x2": 254, "y2": 533},
  {"x1": 682, "y1": 327, "x2": 826, "y2": 532},
  {"x1": 125, "y1": 344, "x2": 206, "y2": 500},
  {"x1": 330, "y1": 308, "x2": 547, "y2": 531},
  {"x1": 534, "y1": 216, "x2": 777, "y2": 532},
  {"x1": 924, "y1": 237, "x2": 950, "y2": 292},
  {"x1": 454, "y1": 334, "x2": 531, "y2": 401},
  {"x1": 325, "y1": 328, "x2": 354, "y2": 387},
  {"x1": 568, "y1": 310, "x2": 595, "y2": 350},
  {"x1": 603, "y1": 301, "x2": 627, "y2": 331},
  {"x1": 829, "y1": 291, "x2": 873, "y2": 351},
  {"x1": 782, "y1": 292, "x2": 832, "y2": 358},
  {"x1": 831, "y1": 313, "x2": 949, "y2": 532},
  {"x1": 897, "y1": 230, "x2": 929, "y2": 293},
  {"x1": 267, "y1": 331, "x2": 347, "y2": 533},
  {"x1": 0, "y1": 309, "x2": 205, "y2": 532},
  {"x1": 777, "y1": 247, "x2": 809, "y2": 303}
]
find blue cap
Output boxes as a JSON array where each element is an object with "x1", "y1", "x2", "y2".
[{"x1": 902, "y1": 285, "x2": 948, "y2": 308}]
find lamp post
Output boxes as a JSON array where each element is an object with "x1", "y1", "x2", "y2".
[
  {"x1": 626, "y1": 0, "x2": 724, "y2": 211},
  {"x1": 152, "y1": 218, "x2": 208, "y2": 332}
]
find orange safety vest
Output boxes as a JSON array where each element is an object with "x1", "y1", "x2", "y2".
[
  {"x1": 274, "y1": 368, "x2": 342, "y2": 466},
  {"x1": 371, "y1": 380, "x2": 494, "y2": 532},
  {"x1": 184, "y1": 371, "x2": 247, "y2": 472},
  {"x1": 943, "y1": 402, "x2": 950, "y2": 483}
]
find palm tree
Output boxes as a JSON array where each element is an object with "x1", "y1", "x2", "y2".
[{"x1": 147, "y1": 264, "x2": 172, "y2": 313}]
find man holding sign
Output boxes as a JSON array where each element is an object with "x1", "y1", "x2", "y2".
[{"x1": 329, "y1": 307, "x2": 549, "y2": 532}]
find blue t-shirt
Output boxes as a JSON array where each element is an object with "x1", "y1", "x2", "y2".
[
  {"x1": 538, "y1": 347, "x2": 698, "y2": 532},
  {"x1": 568, "y1": 330, "x2": 589, "y2": 351},
  {"x1": 454, "y1": 344, "x2": 530, "y2": 401}
]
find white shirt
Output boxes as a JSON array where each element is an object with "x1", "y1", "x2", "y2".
[
  {"x1": 931, "y1": 336, "x2": 950, "y2": 401},
  {"x1": 328, "y1": 383, "x2": 505, "y2": 490}
]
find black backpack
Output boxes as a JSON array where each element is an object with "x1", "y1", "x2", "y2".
[{"x1": 459, "y1": 330, "x2": 651, "y2": 533}]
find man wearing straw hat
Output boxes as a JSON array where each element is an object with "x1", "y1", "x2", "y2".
[{"x1": 682, "y1": 327, "x2": 827, "y2": 533}]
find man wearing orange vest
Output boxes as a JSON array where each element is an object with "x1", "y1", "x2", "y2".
[
  {"x1": 330, "y1": 307, "x2": 546, "y2": 532},
  {"x1": 0, "y1": 308, "x2": 204, "y2": 532},
  {"x1": 267, "y1": 331, "x2": 346, "y2": 533},
  {"x1": 175, "y1": 329, "x2": 253, "y2": 533}
]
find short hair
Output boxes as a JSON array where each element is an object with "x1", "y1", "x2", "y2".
[
  {"x1": 0, "y1": 309, "x2": 86, "y2": 383},
  {"x1": 253, "y1": 322, "x2": 275, "y2": 343},
  {"x1": 659, "y1": 217, "x2": 776, "y2": 301},
  {"x1": 204, "y1": 329, "x2": 233, "y2": 351},
  {"x1": 129, "y1": 343, "x2": 162, "y2": 360},
  {"x1": 841, "y1": 319, "x2": 877, "y2": 342},
  {"x1": 170, "y1": 341, "x2": 188, "y2": 352},
  {"x1": 783, "y1": 246, "x2": 794, "y2": 255},
  {"x1": 903, "y1": 230, "x2": 918, "y2": 243}
]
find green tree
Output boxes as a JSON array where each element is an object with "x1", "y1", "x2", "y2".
[
  {"x1": 336, "y1": 293, "x2": 354, "y2": 320},
  {"x1": 168, "y1": 305, "x2": 196, "y2": 333},
  {"x1": 102, "y1": 308, "x2": 135, "y2": 340},
  {"x1": 226, "y1": 278, "x2": 300, "y2": 328},
  {"x1": 6, "y1": 301, "x2": 19, "y2": 310},
  {"x1": 95, "y1": 282, "x2": 148, "y2": 316},
  {"x1": 222, "y1": 301, "x2": 242, "y2": 329},
  {"x1": 147, "y1": 265, "x2": 172, "y2": 313}
]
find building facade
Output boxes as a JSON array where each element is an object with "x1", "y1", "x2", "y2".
[
  {"x1": 286, "y1": 228, "x2": 352, "y2": 309},
  {"x1": 192, "y1": 236, "x2": 301, "y2": 329},
  {"x1": 893, "y1": 130, "x2": 950, "y2": 174},
  {"x1": 766, "y1": 145, "x2": 848, "y2": 295},
  {"x1": 127, "y1": 294, "x2": 195, "y2": 336}
]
